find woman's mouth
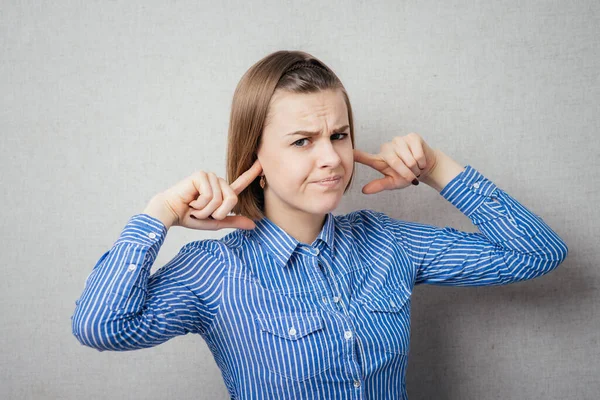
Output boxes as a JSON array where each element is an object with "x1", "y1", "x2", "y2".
[{"x1": 314, "y1": 176, "x2": 342, "y2": 188}]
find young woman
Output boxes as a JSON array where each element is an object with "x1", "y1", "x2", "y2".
[{"x1": 71, "y1": 50, "x2": 568, "y2": 399}]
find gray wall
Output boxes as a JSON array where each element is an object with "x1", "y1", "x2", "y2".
[{"x1": 2, "y1": 1, "x2": 597, "y2": 399}]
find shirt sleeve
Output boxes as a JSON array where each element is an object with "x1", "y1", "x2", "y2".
[
  {"x1": 71, "y1": 213, "x2": 227, "y2": 351},
  {"x1": 379, "y1": 165, "x2": 569, "y2": 286}
]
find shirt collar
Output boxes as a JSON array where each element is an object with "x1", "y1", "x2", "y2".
[{"x1": 248, "y1": 212, "x2": 336, "y2": 267}]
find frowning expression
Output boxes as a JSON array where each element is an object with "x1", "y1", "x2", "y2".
[{"x1": 256, "y1": 88, "x2": 354, "y2": 216}]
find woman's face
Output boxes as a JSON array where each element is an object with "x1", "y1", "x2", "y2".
[{"x1": 256, "y1": 88, "x2": 354, "y2": 218}]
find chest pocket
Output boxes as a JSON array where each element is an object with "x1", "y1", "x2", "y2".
[
  {"x1": 356, "y1": 282, "x2": 412, "y2": 355},
  {"x1": 255, "y1": 312, "x2": 332, "y2": 382}
]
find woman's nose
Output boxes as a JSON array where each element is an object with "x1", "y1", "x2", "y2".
[{"x1": 316, "y1": 140, "x2": 342, "y2": 167}]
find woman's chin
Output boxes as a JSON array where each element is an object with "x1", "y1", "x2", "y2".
[{"x1": 309, "y1": 197, "x2": 341, "y2": 213}]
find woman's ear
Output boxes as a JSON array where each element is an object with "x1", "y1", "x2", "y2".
[{"x1": 255, "y1": 153, "x2": 264, "y2": 176}]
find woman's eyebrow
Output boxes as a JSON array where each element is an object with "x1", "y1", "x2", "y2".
[{"x1": 285, "y1": 124, "x2": 350, "y2": 137}]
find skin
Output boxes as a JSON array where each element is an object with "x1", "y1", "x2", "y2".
[{"x1": 256, "y1": 88, "x2": 354, "y2": 244}]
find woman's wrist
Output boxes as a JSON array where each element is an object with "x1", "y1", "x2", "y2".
[
  {"x1": 419, "y1": 149, "x2": 466, "y2": 193},
  {"x1": 142, "y1": 194, "x2": 177, "y2": 229}
]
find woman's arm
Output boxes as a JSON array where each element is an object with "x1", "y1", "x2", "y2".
[
  {"x1": 71, "y1": 214, "x2": 226, "y2": 351},
  {"x1": 383, "y1": 153, "x2": 568, "y2": 286}
]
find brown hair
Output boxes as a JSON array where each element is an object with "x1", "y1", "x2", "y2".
[{"x1": 226, "y1": 50, "x2": 356, "y2": 221}]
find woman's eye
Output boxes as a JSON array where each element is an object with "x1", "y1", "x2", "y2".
[
  {"x1": 292, "y1": 138, "x2": 309, "y2": 147},
  {"x1": 292, "y1": 133, "x2": 348, "y2": 147},
  {"x1": 333, "y1": 133, "x2": 348, "y2": 140}
]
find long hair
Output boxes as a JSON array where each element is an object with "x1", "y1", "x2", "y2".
[{"x1": 227, "y1": 50, "x2": 356, "y2": 221}]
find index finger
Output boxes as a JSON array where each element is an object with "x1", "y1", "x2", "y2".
[
  {"x1": 230, "y1": 159, "x2": 263, "y2": 195},
  {"x1": 354, "y1": 149, "x2": 388, "y2": 171}
]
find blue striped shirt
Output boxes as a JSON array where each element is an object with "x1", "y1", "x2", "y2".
[{"x1": 71, "y1": 165, "x2": 568, "y2": 399}]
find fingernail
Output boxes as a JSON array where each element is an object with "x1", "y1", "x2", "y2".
[{"x1": 412, "y1": 179, "x2": 419, "y2": 185}]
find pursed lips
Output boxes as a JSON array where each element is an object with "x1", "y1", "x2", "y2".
[{"x1": 313, "y1": 175, "x2": 342, "y2": 183}]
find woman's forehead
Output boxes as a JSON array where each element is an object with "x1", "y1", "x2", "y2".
[{"x1": 267, "y1": 90, "x2": 348, "y2": 133}]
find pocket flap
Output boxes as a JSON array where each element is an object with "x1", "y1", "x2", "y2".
[
  {"x1": 358, "y1": 282, "x2": 412, "y2": 312},
  {"x1": 255, "y1": 313, "x2": 323, "y2": 340}
]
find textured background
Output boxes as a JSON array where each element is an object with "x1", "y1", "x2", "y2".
[{"x1": 1, "y1": 0, "x2": 598, "y2": 399}]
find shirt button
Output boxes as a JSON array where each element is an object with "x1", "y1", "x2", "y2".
[
  {"x1": 148, "y1": 232, "x2": 156, "y2": 239},
  {"x1": 314, "y1": 248, "x2": 320, "y2": 256},
  {"x1": 288, "y1": 327, "x2": 297, "y2": 336},
  {"x1": 127, "y1": 264, "x2": 137, "y2": 272},
  {"x1": 390, "y1": 300, "x2": 396, "y2": 307},
  {"x1": 333, "y1": 296, "x2": 340, "y2": 303},
  {"x1": 344, "y1": 330, "x2": 353, "y2": 340},
  {"x1": 353, "y1": 379, "x2": 361, "y2": 388},
  {"x1": 472, "y1": 182, "x2": 480, "y2": 189}
]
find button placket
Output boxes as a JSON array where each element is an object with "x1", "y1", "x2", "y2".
[{"x1": 314, "y1": 252, "x2": 351, "y2": 344}]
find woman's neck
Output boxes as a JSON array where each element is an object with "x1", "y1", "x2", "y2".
[{"x1": 263, "y1": 206, "x2": 326, "y2": 245}]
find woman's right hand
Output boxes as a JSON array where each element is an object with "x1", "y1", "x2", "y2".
[{"x1": 148, "y1": 159, "x2": 262, "y2": 231}]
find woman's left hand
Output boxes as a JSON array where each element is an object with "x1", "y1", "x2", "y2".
[{"x1": 353, "y1": 133, "x2": 439, "y2": 194}]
